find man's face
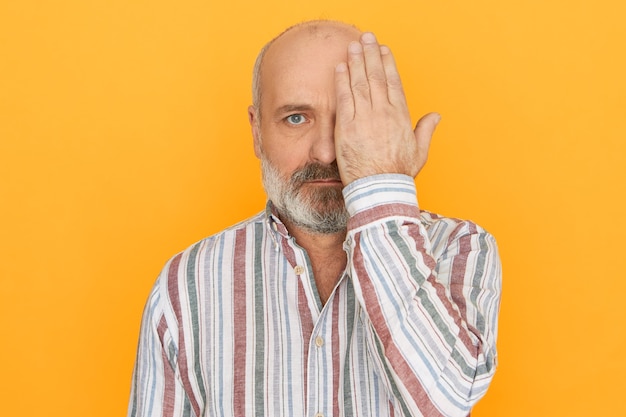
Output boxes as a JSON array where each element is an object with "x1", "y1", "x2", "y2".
[{"x1": 249, "y1": 24, "x2": 361, "y2": 234}]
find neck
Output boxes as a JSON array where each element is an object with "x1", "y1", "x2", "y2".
[
  {"x1": 282, "y1": 218, "x2": 347, "y2": 305},
  {"x1": 283, "y1": 218, "x2": 346, "y2": 256}
]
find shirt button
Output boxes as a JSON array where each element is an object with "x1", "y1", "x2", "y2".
[
  {"x1": 315, "y1": 336, "x2": 324, "y2": 347},
  {"x1": 315, "y1": 413, "x2": 324, "y2": 417},
  {"x1": 294, "y1": 265, "x2": 305, "y2": 275}
]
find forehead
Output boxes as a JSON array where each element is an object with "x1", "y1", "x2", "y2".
[{"x1": 259, "y1": 24, "x2": 361, "y2": 109}]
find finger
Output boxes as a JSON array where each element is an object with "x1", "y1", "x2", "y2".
[
  {"x1": 347, "y1": 40, "x2": 370, "y2": 108},
  {"x1": 360, "y1": 32, "x2": 388, "y2": 105},
  {"x1": 413, "y1": 112, "x2": 441, "y2": 170},
  {"x1": 380, "y1": 45, "x2": 408, "y2": 107},
  {"x1": 335, "y1": 61, "x2": 355, "y2": 123}
]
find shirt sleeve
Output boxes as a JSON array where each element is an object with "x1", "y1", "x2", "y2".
[
  {"x1": 343, "y1": 174, "x2": 502, "y2": 417},
  {"x1": 128, "y1": 263, "x2": 197, "y2": 417}
]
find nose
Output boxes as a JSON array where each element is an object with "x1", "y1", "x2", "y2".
[{"x1": 310, "y1": 117, "x2": 336, "y2": 164}]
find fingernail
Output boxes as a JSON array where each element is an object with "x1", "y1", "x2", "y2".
[
  {"x1": 434, "y1": 113, "x2": 442, "y2": 124},
  {"x1": 336, "y1": 62, "x2": 347, "y2": 72},
  {"x1": 380, "y1": 45, "x2": 390, "y2": 55},
  {"x1": 348, "y1": 41, "x2": 362, "y2": 54},
  {"x1": 361, "y1": 32, "x2": 376, "y2": 44}
]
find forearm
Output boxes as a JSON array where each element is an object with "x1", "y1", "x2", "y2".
[{"x1": 344, "y1": 174, "x2": 501, "y2": 416}]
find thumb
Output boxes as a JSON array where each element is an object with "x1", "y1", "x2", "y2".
[{"x1": 413, "y1": 112, "x2": 441, "y2": 171}]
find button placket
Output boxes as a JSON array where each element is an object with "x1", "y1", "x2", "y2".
[{"x1": 307, "y1": 306, "x2": 334, "y2": 417}]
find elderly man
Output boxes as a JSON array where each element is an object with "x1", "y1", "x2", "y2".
[{"x1": 128, "y1": 20, "x2": 501, "y2": 417}]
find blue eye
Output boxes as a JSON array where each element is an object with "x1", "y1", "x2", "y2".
[{"x1": 286, "y1": 114, "x2": 306, "y2": 125}]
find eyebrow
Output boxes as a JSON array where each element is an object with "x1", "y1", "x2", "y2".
[{"x1": 273, "y1": 104, "x2": 314, "y2": 118}]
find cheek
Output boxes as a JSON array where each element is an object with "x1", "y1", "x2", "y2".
[
  {"x1": 270, "y1": 155, "x2": 304, "y2": 180},
  {"x1": 260, "y1": 134, "x2": 311, "y2": 176}
]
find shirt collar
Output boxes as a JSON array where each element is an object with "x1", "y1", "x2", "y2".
[{"x1": 264, "y1": 201, "x2": 291, "y2": 239}]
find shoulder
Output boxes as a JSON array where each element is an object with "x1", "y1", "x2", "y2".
[
  {"x1": 171, "y1": 211, "x2": 266, "y2": 265},
  {"x1": 151, "y1": 211, "x2": 267, "y2": 306}
]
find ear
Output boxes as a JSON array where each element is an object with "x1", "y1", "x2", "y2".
[{"x1": 248, "y1": 105, "x2": 262, "y2": 159}]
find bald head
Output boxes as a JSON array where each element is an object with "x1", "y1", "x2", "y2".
[{"x1": 251, "y1": 20, "x2": 361, "y2": 114}]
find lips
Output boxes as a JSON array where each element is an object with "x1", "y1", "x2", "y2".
[{"x1": 305, "y1": 178, "x2": 342, "y2": 185}]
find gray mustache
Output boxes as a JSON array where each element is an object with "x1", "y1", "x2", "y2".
[{"x1": 291, "y1": 161, "x2": 341, "y2": 184}]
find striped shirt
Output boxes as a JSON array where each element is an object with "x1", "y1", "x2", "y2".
[{"x1": 128, "y1": 174, "x2": 501, "y2": 417}]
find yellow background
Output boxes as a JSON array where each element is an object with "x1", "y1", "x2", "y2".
[{"x1": 1, "y1": 0, "x2": 624, "y2": 415}]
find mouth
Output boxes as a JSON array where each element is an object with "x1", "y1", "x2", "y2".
[{"x1": 305, "y1": 178, "x2": 343, "y2": 185}]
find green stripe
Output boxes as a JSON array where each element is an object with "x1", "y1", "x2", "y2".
[
  {"x1": 182, "y1": 394, "x2": 193, "y2": 417},
  {"x1": 253, "y1": 223, "x2": 265, "y2": 415},
  {"x1": 185, "y1": 243, "x2": 207, "y2": 404},
  {"x1": 470, "y1": 233, "x2": 488, "y2": 335}
]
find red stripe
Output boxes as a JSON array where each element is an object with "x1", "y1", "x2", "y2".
[
  {"x1": 280, "y1": 237, "x2": 297, "y2": 267},
  {"x1": 158, "y1": 316, "x2": 175, "y2": 417},
  {"x1": 332, "y1": 292, "x2": 341, "y2": 417},
  {"x1": 449, "y1": 222, "x2": 484, "y2": 352},
  {"x1": 298, "y1": 280, "x2": 313, "y2": 399},
  {"x1": 166, "y1": 254, "x2": 201, "y2": 416},
  {"x1": 233, "y1": 229, "x2": 248, "y2": 415},
  {"x1": 348, "y1": 203, "x2": 420, "y2": 230},
  {"x1": 449, "y1": 222, "x2": 473, "y2": 318}
]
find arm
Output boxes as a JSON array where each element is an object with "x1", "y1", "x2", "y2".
[
  {"x1": 335, "y1": 33, "x2": 501, "y2": 416},
  {"x1": 128, "y1": 262, "x2": 197, "y2": 417},
  {"x1": 343, "y1": 174, "x2": 501, "y2": 416}
]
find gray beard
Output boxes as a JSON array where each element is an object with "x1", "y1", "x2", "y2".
[{"x1": 260, "y1": 157, "x2": 348, "y2": 234}]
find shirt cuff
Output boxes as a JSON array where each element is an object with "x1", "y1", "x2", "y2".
[{"x1": 342, "y1": 174, "x2": 421, "y2": 228}]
